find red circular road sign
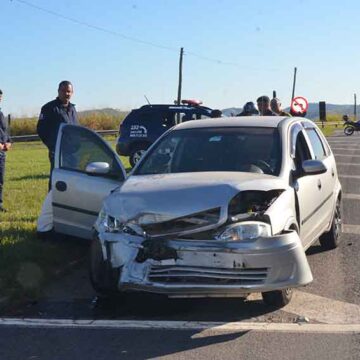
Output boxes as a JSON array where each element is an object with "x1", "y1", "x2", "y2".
[{"x1": 291, "y1": 96, "x2": 309, "y2": 114}]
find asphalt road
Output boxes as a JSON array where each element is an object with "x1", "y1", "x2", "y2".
[{"x1": 1, "y1": 131, "x2": 360, "y2": 359}]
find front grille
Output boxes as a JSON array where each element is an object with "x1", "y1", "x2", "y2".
[{"x1": 148, "y1": 265, "x2": 268, "y2": 285}]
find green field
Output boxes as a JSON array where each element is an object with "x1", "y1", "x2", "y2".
[{"x1": 0, "y1": 136, "x2": 129, "y2": 308}]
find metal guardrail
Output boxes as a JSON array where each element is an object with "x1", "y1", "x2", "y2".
[
  {"x1": 11, "y1": 129, "x2": 118, "y2": 142},
  {"x1": 315, "y1": 122, "x2": 344, "y2": 128}
]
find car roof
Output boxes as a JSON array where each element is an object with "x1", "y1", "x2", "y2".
[{"x1": 173, "y1": 116, "x2": 291, "y2": 130}]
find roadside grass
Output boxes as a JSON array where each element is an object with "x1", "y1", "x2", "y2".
[
  {"x1": 315, "y1": 122, "x2": 343, "y2": 137},
  {"x1": 318, "y1": 125, "x2": 336, "y2": 137},
  {"x1": 0, "y1": 137, "x2": 129, "y2": 308}
]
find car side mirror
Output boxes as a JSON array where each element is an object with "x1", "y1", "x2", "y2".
[
  {"x1": 302, "y1": 159, "x2": 327, "y2": 175},
  {"x1": 85, "y1": 162, "x2": 110, "y2": 175}
]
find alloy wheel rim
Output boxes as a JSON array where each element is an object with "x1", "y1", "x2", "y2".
[{"x1": 334, "y1": 204, "x2": 342, "y2": 239}]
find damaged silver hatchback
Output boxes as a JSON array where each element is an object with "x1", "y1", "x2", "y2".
[{"x1": 52, "y1": 116, "x2": 342, "y2": 307}]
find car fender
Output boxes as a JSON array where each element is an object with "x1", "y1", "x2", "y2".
[{"x1": 265, "y1": 188, "x2": 297, "y2": 235}]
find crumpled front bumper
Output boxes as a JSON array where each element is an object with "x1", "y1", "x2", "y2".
[{"x1": 97, "y1": 230, "x2": 313, "y2": 297}]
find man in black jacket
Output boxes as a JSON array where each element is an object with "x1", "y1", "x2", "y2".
[
  {"x1": 256, "y1": 96, "x2": 276, "y2": 116},
  {"x1": 0, "y1": 89, "x2": 12, "y2": 212},
  {"x1": 37, "y1": 81, "x2": 79, "y2": 190}
]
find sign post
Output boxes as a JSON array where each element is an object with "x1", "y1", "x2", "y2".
[{"x1": 319, "y1": 101, "x2": 326, "y2": 128}]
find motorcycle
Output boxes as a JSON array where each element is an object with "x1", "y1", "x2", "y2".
[{"x1": 343, "y1": 120, "x2": 360, "y2": 136}]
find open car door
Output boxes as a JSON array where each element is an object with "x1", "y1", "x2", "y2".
[{"x1": 52, "y1": 124, "x2": 126, "y2": 239}]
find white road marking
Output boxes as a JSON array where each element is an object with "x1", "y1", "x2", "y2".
[
  {"x1": 329, "y1": 144, "x2": 360, "y2": 146},
  {"x1": 337, "y1": 163, "x2": 360, "y2": 166},
  {"x1": 343, "y1": 224, "x2": 360, "y2": 234},
  {"x1": 340, "y1": 174, "x2": 360, "y2": 179},
  {"x1": 0, "y1": 318, "x2": 359, "y2": 334},
  {"x1": 328, "y1": 139, "x2": 360, "y2": 143},
  {"x1": 329, "y1": 140, "x2": 359, "y2": 142},
  {"x1": 334, "y1": 154, "x2": 360, "y2": 157},
  {"x1": 343, "y1": 193, "x2": 360, "y2": 200},
  {"x1": 330, "y1": 147, "x2": 360, "y2": 151}
]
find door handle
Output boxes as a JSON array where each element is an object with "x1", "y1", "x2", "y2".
[
  {"x1": 317, "y1": 179, "x2": 322, "y2": 190},
  {"x1": 55, "y1": 181, "x2": 67, "y2": 192}
]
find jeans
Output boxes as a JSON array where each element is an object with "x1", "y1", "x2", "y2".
[
  {"x1": 0, "y1": 151, "x2": 6, "y2": 207},
  {"x1": 48, "y1": 151, "x2": 55, "y2": 191}
]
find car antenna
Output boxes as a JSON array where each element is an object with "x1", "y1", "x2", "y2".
[{"x1": 144, "y1": 95, "x2": 151, "y2": 105}]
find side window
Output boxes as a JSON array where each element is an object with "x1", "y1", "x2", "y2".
[
  {"x1": 60, "y1": 126, "x2": 124, "y2": 179},
  {"x1": 178, "y1": 112, "x2": 194, "y2": 122},
  {"x1": 162, "y1": 112, "x2": 176, "y2": 128},
  {"x1": 294, "y1": 132, "x2": 311, "y2": 170},
  {"x1": 315, "y1": 128, "x2": 331, "y2": 155},
  {"x1": 137, "y1": 134, "x2": 181, "y2": 174},
  {"x1": 306, "y1": 129, "x2": 326, "y2": 160}
]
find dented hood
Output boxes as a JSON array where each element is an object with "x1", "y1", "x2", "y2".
[{"x1": 104, "y1": 172, "x2": 286, "y2": 224}]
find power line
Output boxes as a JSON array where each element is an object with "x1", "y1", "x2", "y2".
[
  {"x1": 12, "y1": 0, "x2": 259, "y2": 68},
  {"x1": 12, "y1": 0, "x2": 178, "y2": 52}
]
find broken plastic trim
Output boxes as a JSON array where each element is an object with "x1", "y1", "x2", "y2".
[
  {"x1": 135, "y1": 239, "x2": 178, "y2": 263},
  {"x1": 228, "y1": 190, "x2": 284, "y2": 216}
]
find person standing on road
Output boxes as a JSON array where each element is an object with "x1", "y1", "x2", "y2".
[
  {"x1": 256, "y1": 96, "x2": 276, "y2": 116},
  {"x1": 0, "y1": 89, "x2": 12, "y2": 212},
  {"x1": 37, "y1": 81, "x2": 79, "y2": 190},
  {"x1": 270, "y1": 98, "x2": 291, "y2": 117}
]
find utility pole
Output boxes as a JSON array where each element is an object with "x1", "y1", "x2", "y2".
[
  {"x1": 354, "y1": 93, "x2": 357, "y2": 121},
  {"x1": 176, "y1": 47, "x2": 184, "y2": 124},
  {"x1": 291, "y1": 67, "x2": 297, "y2": 101}
]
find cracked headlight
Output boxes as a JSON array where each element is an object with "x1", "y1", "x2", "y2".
[
  {"x1": 97, "y1": 208, "x2": 122, "y2": 233},
  {"x1": 216, "y1": 221, "x2": 271, "y2": 241}
]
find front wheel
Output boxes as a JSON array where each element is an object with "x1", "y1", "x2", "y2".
[
  {"x1": 319, "y1": 199, "x2": 342, "y2": 250},
  {"x1": 129, "y1": 146, "x2": 148, "y2": 167},
  {"x1": 89, "y1": 238, "x2": 119, "y2": 297},
  {"x1": 344, "y1": 126, "x2": 354, "y2": 136},
  {"x1": 262, "y1": 288, "x2": 293, "y2": 308}
]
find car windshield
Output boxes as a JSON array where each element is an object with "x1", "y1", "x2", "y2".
[{"x1": 134, "y1": 127, "x2": 282, "y2": 176}]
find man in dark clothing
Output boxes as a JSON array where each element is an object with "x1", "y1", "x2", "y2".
[
  {"x1": 270, "y1": 98, "x2": 291, "y2": 117},
  {"x1": 256, "y1": 96, "x2": 276, "y2": 116},
  {"x1": 210, "y1": 109, "x2": 223, "y2": 118},
  {"x1": 0, "y1": 89, "x2": 12, "y2": 212},
  {"x1": 237, "y1": 102, "x2": 259, "y2": 116},
  {"x1": 37, "y1": 81, "x2": 79, "y2": 190}
]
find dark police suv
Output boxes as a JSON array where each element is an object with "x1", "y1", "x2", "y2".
[{"x1": 116, "y1": 100, "x2": 213, "y2": 167}]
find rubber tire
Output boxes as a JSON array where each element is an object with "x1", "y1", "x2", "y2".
[
  {"x1": 89, "y1": 238, "x2": 119, "y2": 297},
  {"x1": 344, "y1": 126, "x2": 354, "y2": 136},
  {"x1": 319, "y1": 199, "x2": 342, "y2": 250},
  {"x1": 262, "y1": 288, "x2": 293, "y2": 308},
  {"x1": 129, "y1": 145, "x2": 148, "y2": 168}
]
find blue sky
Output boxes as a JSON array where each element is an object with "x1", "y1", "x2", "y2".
[{"x1": 1, "y1": 0, "x2": 360, "y2": 116}]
